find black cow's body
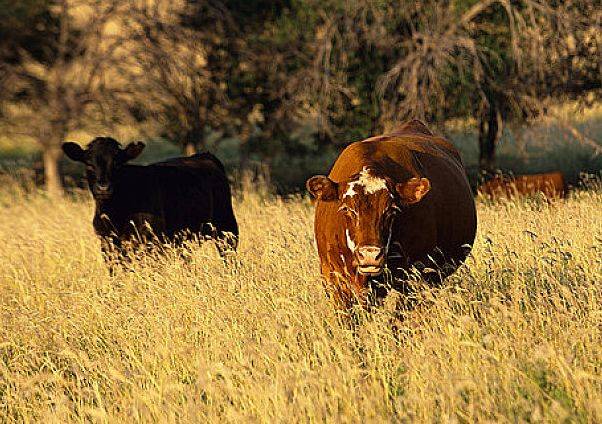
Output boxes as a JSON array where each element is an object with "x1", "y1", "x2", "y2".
[{"x1": 63, "y1": 138, "x2": 238, "y2": 265}]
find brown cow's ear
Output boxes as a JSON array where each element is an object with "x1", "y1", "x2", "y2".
[
  {"x1": 396, "y1": 177, "x2": 431, "y2": 204},
  {"x1": 306, "y1": 175, "x2": 338, "y2": 201},
  {"x1": 62, "y1": 142, "x2": 86, "y2": 162},
  {"x1": 120, "y1": 141, "x2": 145, "y2": 162}
]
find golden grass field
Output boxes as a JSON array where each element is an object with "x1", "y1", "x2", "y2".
[{"x1": 0, "y1": 181, "x2": 600, "y2": 423}]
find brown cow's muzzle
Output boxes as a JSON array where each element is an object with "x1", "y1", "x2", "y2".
[{"x1": 355, "y1": 246, "x2": 385, "y2": 276}]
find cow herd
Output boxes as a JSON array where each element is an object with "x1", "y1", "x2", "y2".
[{"x1": 62, "y1": 120, "x2": 568, "y2": 309}]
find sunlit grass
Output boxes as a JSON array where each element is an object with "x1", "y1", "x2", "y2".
[{"x1": 0, "y1": 182, "x2": 600, "y2": 422}]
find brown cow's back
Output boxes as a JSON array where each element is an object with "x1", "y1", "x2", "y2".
[{"x1": 329, "y1": 133, "x2": 463, "y2": 182}]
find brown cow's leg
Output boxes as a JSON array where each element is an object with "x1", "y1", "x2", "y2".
[
  {"x1": 321, "y1": 267, "x2": 354, "y2": 311},
  {"x1": 330, "y1": 273, "x2": 370, "y2": 310}
]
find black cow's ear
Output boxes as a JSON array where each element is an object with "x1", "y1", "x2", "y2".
[
  {"x1": 396, "y1": 177, "x2": 430, "y2": 204},
  {"x1": 62, "y1": 142, "x2": 85, "y2": 162},
  {"x1": 120, "y1": 141, "x2": 145, "y2": 162},
  {"x1": 306, "y1": 175, "x2": 338, "y2": 201}
]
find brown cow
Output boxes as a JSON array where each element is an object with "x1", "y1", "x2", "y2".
[
  {"x1": 306, "y1": 120, "x2": 477, "y2": 308},
  {"x1": 478, "y1": 172, "x2": 566, "y2": 200}
]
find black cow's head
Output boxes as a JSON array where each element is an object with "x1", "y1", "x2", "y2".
[
  {"x1": 307, "y1": 166, "x2": 430, "y2": 276},
  {"x1": 62, "y1": 137, "x2": 145, "y2": 200}
]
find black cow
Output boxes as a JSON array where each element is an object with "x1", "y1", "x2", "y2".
[{"x1": 62, "y1": 137, "x2": 238, "y2": 266}]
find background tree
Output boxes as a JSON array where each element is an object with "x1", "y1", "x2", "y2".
[
  {"x1": 268, "y1": 0, "x2": 391, "y2": 145},
  {"x1": 0, "y1": 1, "x2": 56, "y2": 95},
  {"x1": 191, "y1": 0, "x2": 293, "y2": 169},
  {"x1": 0, "y1": 0, "x2": 599, "y2": 192},
  {"x1": 275, "y1": 0, "x2": 600, "y2": 173},
  {"x1": 376, "y1": 0, "x2": 600, "y2": 172},
  {"x1": 125, "y1": 1, "x2": 234, "y2": 155},
  {"x1": 1, "y1": 0, "x2": 127, "y2": 195}
]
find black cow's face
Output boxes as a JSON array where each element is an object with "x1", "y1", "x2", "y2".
[
  {"x1": 307, "y1": 167, "x2": 431, "y2": 276},
  {"x1": 62, "y1": 137, "x2": 145, "y2": 200}
]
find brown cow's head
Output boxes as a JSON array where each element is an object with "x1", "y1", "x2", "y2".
[
  {"x1": 307, "y1": 166, "x2": 430, "y2": 276},
  {"x1": 62, "y1": 137, "x2": 145, "y2": 200}
]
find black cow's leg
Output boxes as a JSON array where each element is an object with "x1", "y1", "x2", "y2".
[
  {"x1": 100, "y1": 238, "x2": 114, "y2": 276},
  {"x1": 211, "y1": 185, "x2": 239, "y2": 257},
  {"x1": 211, "y1": 227, "x2": 238, "y2": 269},
  {"x1": 214, "y1": 228, "x2": 238, "y2": 266},
  {"x1": 218, "y1": 231, "x2": 238, "y2": 253},
  {"x1": 101, "y1": 236, "x2": 124, "y2": 276},
  {"x1": 129, "y1": 214, "x2": 165, "y2": 260},
  {"x1": 200, "y1": 222, "x2": 233, "y2": 257}
]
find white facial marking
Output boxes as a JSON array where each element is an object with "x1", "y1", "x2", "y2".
[
  {"x1": 343, "y1": 166, "x2": 387, "y2": 198},
  {"x1": 343, "y1": 182, "x2": 358, "y2": 198},
  {"x1": 345, "y1": 229, "x2": 356, "y2": 252},
  {"x1": 358, "y1": 167, "x2": 388, "y2": 194}
]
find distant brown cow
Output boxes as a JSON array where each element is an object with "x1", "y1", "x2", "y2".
[
  {"x1": 478, "y1": 172, "x2": 566, "y2": 200},
  {"x1": 306, "y1": 120, "x2": 477, "y2": 308}
]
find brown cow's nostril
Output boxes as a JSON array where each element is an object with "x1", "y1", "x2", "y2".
[
  {"x1": 356, "y1": 246, "x2": 384, "y2": 262},
  {"x1": 356, "y1": 246, "x2": 385, "y2": 276}
]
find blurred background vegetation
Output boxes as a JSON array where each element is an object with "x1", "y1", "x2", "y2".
[{"x1": 0, "y1": 0, "x2": 600, "y2": 195}]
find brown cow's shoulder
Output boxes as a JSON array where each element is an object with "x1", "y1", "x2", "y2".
[
  {"x1": 387, "y1": 121, "x2": 462, "y2": 164},
  {"x1": 330, "y1": 130, "x2": 463, "y2": 183}
]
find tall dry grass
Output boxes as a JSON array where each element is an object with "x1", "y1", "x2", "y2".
[{"x1": 0, "y1": 181, "x2": 600, "y2": 422}]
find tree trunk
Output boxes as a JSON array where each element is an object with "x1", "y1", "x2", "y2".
[
  {"x1": 370, "y1": 91, "x2": 381, "y2": 135},
  {"x1": 238, "y1": 124, "x2": 253, "y2": 172},
  {"x1": 478, "y1": 103, "x2": 503, "y2": 173},
  {"x1": 184, "y1": 141, "x2": 197, "y2": 156},
  {"x1": 43, "y1": 145, "x2": 63, "y2": 196},
  {"x1": 238, "y1": 144, "x2": 249, "y2": 171},
  {"x1": 316, "y1": 130, "x2": 332, "y2": 147}
]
